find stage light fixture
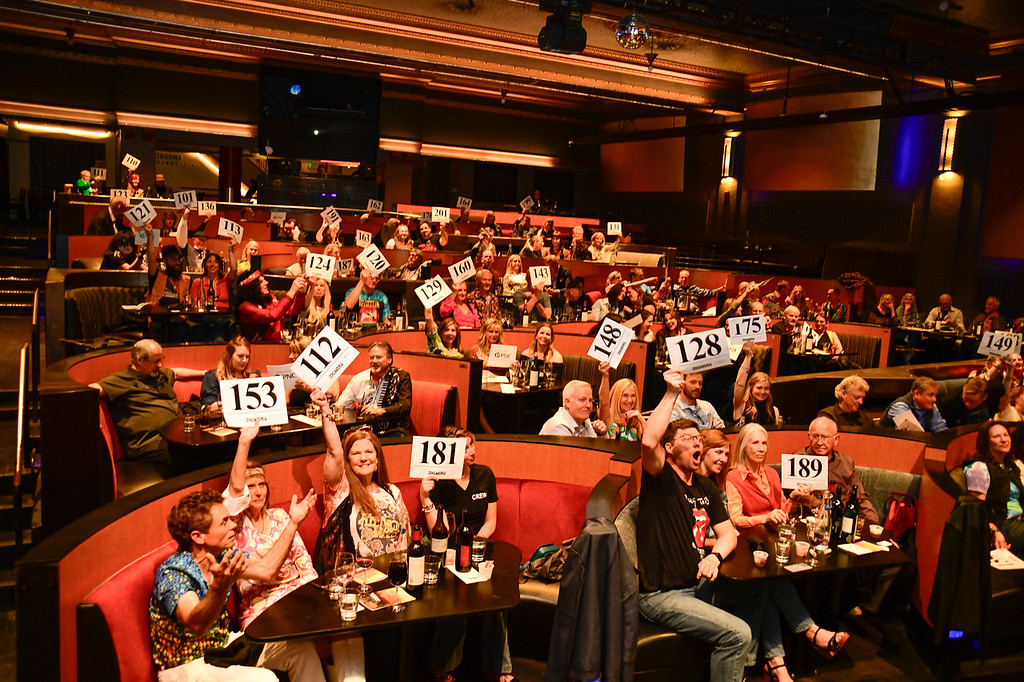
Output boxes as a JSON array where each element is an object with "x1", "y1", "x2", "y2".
[{"x1": 538, "y1": 0, "x2": 591, "y2": 54}]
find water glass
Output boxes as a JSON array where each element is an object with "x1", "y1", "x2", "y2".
[
  {"x1": 424, "y1": 555, "x2": 441, "y2": 585},
  {"x1": 471, "y1": 537, "x2": 487, "y2": 566},
  {"x1": 182, "y1": 414, "x2": 195, "y2": 433},
  {"x1": 305, "y1": 402, "x2": 319, "y2": 420},
  {"x1": 774, "y1": 537, "x2": 792, "y2": 565},
  {"x1": 339, "y1": 592, "x2": 358, "y2": 621}
]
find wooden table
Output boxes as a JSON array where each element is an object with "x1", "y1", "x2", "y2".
[
  {"x1": 480, "y1": 380, "x2": 564, "y2": 433},
  {"x1": 246, "y1": 541, "x2": 522, "y2": 681},
  {"x1": 162, "y1": 409, "x2": 376, "y2": 469},
  {"x1": 719, "y1": 523, "x2": 910, "y2": 582}
]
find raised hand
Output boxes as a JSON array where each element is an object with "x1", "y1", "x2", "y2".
[
  {"x1": 208, "y1": 548, "x2": 247, "y2": 591},
  {"x1": 238, "y1": 425, "x2": 259, "y2": 444},
  {"x1": 663, "y1": 368, "x2": 686, "y2": 391},
  {"x1": 288, "y1": 489, "x2": 317, "y2": 525}
]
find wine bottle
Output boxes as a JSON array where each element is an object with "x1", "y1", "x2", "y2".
[
  {"x1": 841, "y1": 485, "x2": 859, "y2": 542},
  {"x1": 393, "y1": 301, "x2": 404, "y2": 331},
  {"x1": 430, "y1": 505, "x2": 448, "y2": 555},
  {"x1": 401, "y1": 297, "x2": 409, "y2": 331},
  {"x1": 830, "y1": 484, "x2": 844, "y2": 547},
  {"x1": 455, "y1": 510, "x2": 472, "y2": 573},
  {"x1": 407, "y1": 525, "x2": 425, "y2": 590},
  {"x1": 206, "y1": 280, "x2": 216, "y2": 310},
  {"x1": 529, "y1": 359, "x2": 539, "y2": 389}
]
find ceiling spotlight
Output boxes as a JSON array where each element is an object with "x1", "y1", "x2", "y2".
[{"x1": 616, "y1": 13, "x2": 649, "y2": 50}]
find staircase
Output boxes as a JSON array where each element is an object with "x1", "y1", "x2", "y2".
[{"x1": 0, "y1": 230, "x2": 49, "y2": 606}]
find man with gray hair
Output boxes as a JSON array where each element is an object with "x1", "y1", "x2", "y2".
[
  {"x1": 87, "y1": 194, "x2": 131, "y2": 235},
  {"x1": 539, "y1": 380, "x2": 608, "y2": 437},
  {"x1": 89, "y1": 339, "x2": 204, "y2": 463},
  {"x1": 817, "y1": 375, "x2": 873, "y2": 428}
]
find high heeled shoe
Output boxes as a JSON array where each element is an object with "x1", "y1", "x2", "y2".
[
  {"x1": 809, "y1": 625, "x2": 850, "y2": 659},
  {"x1": 764, "y1": 659, "x2": 791, "y2": 681}
]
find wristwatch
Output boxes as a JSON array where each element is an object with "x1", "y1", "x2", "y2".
[{"x1": 710, "y1": 551, "x2": 724, "y2": 565}]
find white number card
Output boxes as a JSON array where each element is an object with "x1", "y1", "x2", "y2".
[
  {"x1": 339, "y1": 258, "x2": 354, "y2": 275},
  {"x1": 366, "y1": 199, "x2": 383, "y2": 213},
  {"x1": 448, "y1": 256, "x2": 477, "y2": 285},
  {"x1": 198, "y1": 201, "x2": 217, "y2": 217},
  {"x1": 420, "y1": 210, "x2": 432, "y2": 223},
  {"x1": 356, "y1": 244, "x2": 390, "y2": 276},
  {"x1": 519, "y1": 195, "x2": 535, "y2": 212},
  {"x1": 217, "y1": 217, "x2": 244, "y2": 244},
  {"x1": 487, "y1": 344, "x2": 518, "y2": 369},
  {"x1": 305, "y1": 253, "x2": 337, "y2": 282},
  {"x1": 414, "y1": 275, "x2": 452, "y2": 309},
  {"x1": 110, "y1": 188, "x2": 129, "y2": 201},
  {"x1": 409, "y1": 436, "x2": 466, "y2": 480},
  {"x1": 667, "y1": 328, "x2": 732, "y2": 373},
  {"x1": 588, "y1": 317, "x2": 632, "y2": 369},
  {"x1": 125, "y1": 199, "x2": 157, "y2": 228},
  {"x1": 781, "y1": 453, "x2": 829, "y2": 491},
  {"x1": 431, "y1": 206, "x2": 450, "y2": 223},
  {"x1": 134, "y1": 228, "x2": 160, "y2": 246},
  {"x1": 456, "y1": 196, "x2": 472, "y2": 209},
  {"x1": 173, "y1": 191, "x2": 197, "y2": 210},
  {"x1": 320, "y1": 205, "x2": 342, "y2": 227},
  {"x1": 219, "y1": 376, "x2": 289, "y2": 428},
  {"x1": 291, "y1": 326, "x2": 360, "y2": 390},
  {"x1": 978, "y1": 331, "x2": 1021, "y2": 358},
  {"x1": 121, "y1": 153, "x2": 141, "y2": 171},
  {"x1": 270, "y1": 210, "x2": 287, "y2": 224},
  {"x1": 265, "y1": 363, "x2": 299, "y2": 391},
  {"x1": 727, "y1": 314, "x2": 768, "y2": 344},
  {"x1": 528, "y1": 265, "x2": 551, "y2": 288},
  {"x1": 606, "y1": 221, "x2": 622, "y2": 236},
  {"x1": 354, "y1": 229, "x2": 372, "y2": 248},
  {"x1": 91, "y1": 167, "x2": 107, "y2": 180}
]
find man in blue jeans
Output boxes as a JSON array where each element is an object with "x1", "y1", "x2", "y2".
[{"x1": 637, "y1": 368, "x2": 764, "y2": 682}]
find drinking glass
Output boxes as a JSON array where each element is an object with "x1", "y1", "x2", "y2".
[
  {"x1": 339, "y1": 591, "x2": 358, "y2": 621},
  {"x1": 335, "y1": 552, "x2": 355, "y2": 594},
  {"x1": 471, "y1": 537, "x2": 487, "y2": 566},
  {"x1": 388, "y1": 551, "x2": 408, "y2": 612},
  {"x1": 424, "y1": 554, "x2": 441, "y2": 585},
  {"x1": 544, "y1": 361, "x2": 555, "y2": 387},
  {"x1": 356, "y1": 554, "x2": 374, "y2": 595},
  {"x1": 807, "y1": 518, "x2": 830, "y2": 567},
  {"x1": 774, "y1": 537, "x2": 792, "y2": 565}
]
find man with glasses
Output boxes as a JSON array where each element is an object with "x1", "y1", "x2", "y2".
[
  {"x1": 638, "y1": 368, "x2": 769, "y2": 682},
  {"x1": 795, "y1": 417, "x2": 879, "y2": 525}
]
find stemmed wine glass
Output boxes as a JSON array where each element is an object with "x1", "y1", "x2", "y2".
[
  {"x1": 335, "y1": 552, "x2": 355, "y2": 595},
  {"x1": 355, "y1": 553, "x2": 374, "y2": 595},
  {"x1": 387, "y1": 551, "x2": 409, "y2": 612}
]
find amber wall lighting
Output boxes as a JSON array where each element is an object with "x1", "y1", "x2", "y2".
[
  {"x1": 721, "y1": 136, "x2": 733, "y2": 179},
  {"x1": 938, "y1": 116, "x2": 958, "y2": 173}
]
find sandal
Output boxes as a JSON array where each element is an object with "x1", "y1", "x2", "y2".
[
  {"x1": 809, "y1": 625, "x2": 850, "y2": 659},
  {"x1": 764, "y1": 659, "x2": 791, "y2": 682}
]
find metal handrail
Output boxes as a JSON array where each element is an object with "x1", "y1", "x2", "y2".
[
  {"x1": 31, "y1": 288, "x2": 40, "y2": 420},
  {"x1": 15, "y1": 343, "x2": 28, "y2": 555}
]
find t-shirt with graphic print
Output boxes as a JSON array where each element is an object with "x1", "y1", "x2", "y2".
[
  {"x1": 345, "y1": 287, "x2": 390, "y2": 326},
  {"x1": 637, "y1": 465, "x2": 728, "y2": 593}
]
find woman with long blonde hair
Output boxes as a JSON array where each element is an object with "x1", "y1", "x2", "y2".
[
  {"x1": 299, "y1": 276, "x2": 332, "y2": 333},
  {"x1": 502, "y1": 254, "x2": 527, "y2": 296},
  {"x1": 597, "y1": 361, "x2": 645, "y2": 441},
  {"x1": 200, "y1": 335, "x2": 260, "y2": 412}
]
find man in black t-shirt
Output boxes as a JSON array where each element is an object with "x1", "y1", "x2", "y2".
[{"x1": 638, "y1": 369, "x2": 770, "y2": 682}]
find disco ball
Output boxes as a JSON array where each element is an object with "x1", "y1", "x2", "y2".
[{"x1": 615, "y1": 13, "x2": 649, "y2": 50}]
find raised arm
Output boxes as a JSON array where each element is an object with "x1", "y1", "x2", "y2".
[
  {"x1": 175, "y1": 551, "x2": 246, "y2": 635},
  {"x1": 242, "y1": 490, "x2": 316, "y2": 581},
  {"x1": 226, "y1": 242, "x2": 238, "y2": 280},
  {"x1": 174, "y1": 209, "x2": 189, "y2": 249},
  {"x1": 312, "y1": 388, "x2": 346, "y2": 489},
  {"x1": 598, "y1": 361, "x2": 612, "y2": 427},
  {"x1": 732, "y1": 341, "x2": 754, "y2": 421},
  {"x1": 345, "y1": 270, "x2": 369, "y2": 310},
  {"x1": 316, "y1": 218, "x2": 329, "y2": 244},
  {"x1": 226, "y1": 425, "x2": 259, "y2": 501},
  {"x1": 146, "y1": 223, "x2": 159, "y2": 277},
  {"x1": 642, "y1": 368, "x2": 685, "y2": 475}
]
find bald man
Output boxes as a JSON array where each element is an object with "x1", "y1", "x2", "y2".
[
  {"x1": 794, "y1": 417, "x2": 878, "y2": 525},
  {"x1": 924, "y1": 294, "x2": 965, "y2": 334},
  {"x1": 285, "y1": 246, "x2": 310, "y2": 277},
  {"x1": 86, "y1": 195, "x2": 131, "y2": 235},
  {"x1": 89, "y1": 340, "x2": 204, "y2": 463}
]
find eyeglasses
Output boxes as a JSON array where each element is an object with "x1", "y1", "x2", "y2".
[
  {"x1": 808, "y1": 434, "x2": 835, "y2": 442},
  {"x1": 675, "y1": 433, "x2": 702, "y2": 444},
  {"x1": 345, "y1": 426, "x2": 374, "y2": 438}
]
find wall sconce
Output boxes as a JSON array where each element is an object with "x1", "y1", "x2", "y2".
[
  {"x1": 938, "y1": 116, "x2": 958, "y2": 172},
  {"x1": 721, "y1": 136, "x2": 734, "y2": 178}
]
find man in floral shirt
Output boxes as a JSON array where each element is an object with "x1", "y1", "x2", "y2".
[{"x1": 149, "y1": 427, "x2": 319, "y2": 681}]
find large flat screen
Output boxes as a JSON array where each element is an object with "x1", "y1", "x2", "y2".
[{"x1": 259, "y1": 66, "x2": 380, "y2": 163}]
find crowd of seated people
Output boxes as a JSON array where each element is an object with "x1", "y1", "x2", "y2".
[{"x1": 70, "y1": 198, "x2": 1024, "y2": 681}]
